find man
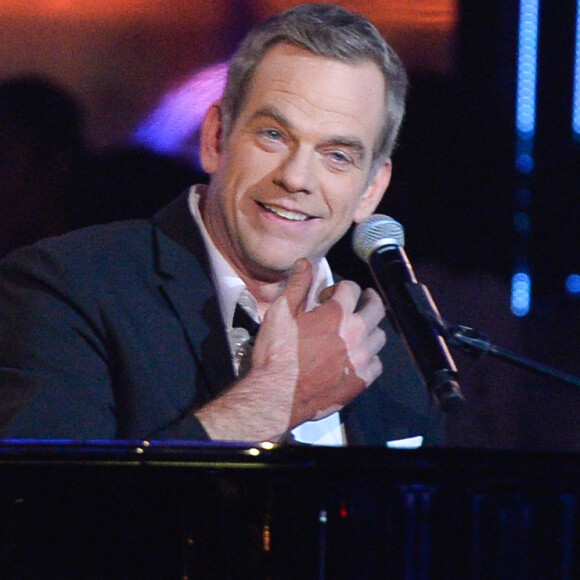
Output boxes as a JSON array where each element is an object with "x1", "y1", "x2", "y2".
[{"x1": 0, "y1": 4, "x2": 444, "y2": 445}]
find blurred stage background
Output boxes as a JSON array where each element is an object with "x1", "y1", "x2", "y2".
[{"x1": 1, "y1": 0, "x2": 579, "y2": 450}]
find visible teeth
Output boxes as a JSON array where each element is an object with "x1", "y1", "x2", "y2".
[{"x1": 262, "y1": 203, "x2": 308, "y2": 221}]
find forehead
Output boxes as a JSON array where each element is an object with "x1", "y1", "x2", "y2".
[{"x1": 239, "y1": 43, "x2": 386, "y2": 143}]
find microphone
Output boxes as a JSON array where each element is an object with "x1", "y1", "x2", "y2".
[{"x1": 352, "y1": 214, "x2": 464, "y2": 412}]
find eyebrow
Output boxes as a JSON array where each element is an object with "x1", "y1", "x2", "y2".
[
  {"x1": 250, "y1": 105, "x2": 289, "y2": 129},
  {"x1": 250, "y1": 105, "x2": 368, "y2": 161}
]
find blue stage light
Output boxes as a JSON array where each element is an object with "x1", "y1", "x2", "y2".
[
  {"x1": 565, "y1": 273, "x2": 580, "y2": 295},
  {"x1": 573, "y1": 0, "x2": 580, "y2": 139},
  {"x1": 516, "y1": 0, "x2": 540, "y2": 139},
  {"x1": 515, "y1": 152, "x2": 534, "y2": 173},
  {"x1": 511, "y1": 271, "x2": 532, "y2": 316}
]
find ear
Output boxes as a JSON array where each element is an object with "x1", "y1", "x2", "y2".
[
  {"x1": 199, "y1": 101, "x2": 224, "y2": 174},
  {"x1": 353, "y1": 161, "x2": 392, "y2": 223}
]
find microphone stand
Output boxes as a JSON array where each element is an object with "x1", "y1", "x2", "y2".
[
  {"x1": 409, "y1": 282, "x2": 580, "y2": 392},
  {"x1": 445, "y1": 324, "x2": 580, "y2": 389}
]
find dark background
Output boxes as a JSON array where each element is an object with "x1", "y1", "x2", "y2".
[{"x1": 1, "y1": 1, "x2": 579, "y2": 450}]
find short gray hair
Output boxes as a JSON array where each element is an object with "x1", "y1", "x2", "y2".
[{"x1": 221, "y1": 3, "x2": 408, "y2": 167}]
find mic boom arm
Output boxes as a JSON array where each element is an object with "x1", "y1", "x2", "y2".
[{"x1": 447, "y1": 325, "x2": 580, "y2": 389}]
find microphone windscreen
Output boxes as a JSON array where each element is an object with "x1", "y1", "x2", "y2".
[{"x1": 352, "y1": 214, "x2": 405, "y2": 263}]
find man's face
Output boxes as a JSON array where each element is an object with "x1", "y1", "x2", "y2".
[{"x1": 201, "y1": 43, "x2": 391, "y2": 283}]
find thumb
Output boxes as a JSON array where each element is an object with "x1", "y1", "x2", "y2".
[{"x1": 280, "y1": 258, "x2": 313, "y2": 316}]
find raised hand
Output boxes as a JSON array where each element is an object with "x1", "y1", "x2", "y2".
[{"x1": 196, "y1": 258, "x2": 387, "y2": 442}]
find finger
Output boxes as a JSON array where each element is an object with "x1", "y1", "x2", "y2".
[
  {"x1": 280, "y1": 258, "x2": 313, "y2": 316},
  {"x1": 366, "y1": 326, "x2": 387, "y2": 356},
  {"x1": 361, "y1": 354, "x2": 383, "y2": 386},
  {"x1": 326, "y1": 280, "x2": 362, "y2": 314},
  {"x1": 355, "y1": 287, "x2": 386, "y2": 329},
  {"x1": 345, "y1": 326, "x2": 386, "y2": 381}
]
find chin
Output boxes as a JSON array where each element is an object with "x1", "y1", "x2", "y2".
[{"x1": 246, "y1": 256, "x2": 298, "y2": 281}]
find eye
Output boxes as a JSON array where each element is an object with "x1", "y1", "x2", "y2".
[
  {"x1": 325, "y1": 149, "x2": 354, "y2": 168},
  {"x1": 258, "y1": 128, "x2": 284, "y2": 141},
  {"x1": 254, "y1": 126, "x2": 288, "y2": 152}
]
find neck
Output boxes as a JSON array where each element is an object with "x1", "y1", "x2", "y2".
[{"x1": 243, "y1": 275, "x2": 288, "y2": 320}]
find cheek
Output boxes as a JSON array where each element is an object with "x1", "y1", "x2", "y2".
[
  {"x1": 222, "y1": 152, "x2": 277, "y2": 204},
  {"x1": 214, "y1": 163, "x2": 252, "y2": 214},
  {"x1": 232, "y1": 139, "x2": 280, "y2": 179},
  {"x1": 326, "y1": 192, "x2": 367, "y2": 233}
]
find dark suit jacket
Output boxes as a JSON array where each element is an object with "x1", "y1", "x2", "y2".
[{"x1": 0, "y1": 191, "x2": 444, "y2": 444}]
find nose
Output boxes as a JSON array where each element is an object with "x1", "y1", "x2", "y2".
[{"x1": 273, "y1": 146, "x2": 315, "y2": 194}]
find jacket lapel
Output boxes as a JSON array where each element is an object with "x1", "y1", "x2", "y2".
[{"x1": 151, "y1": 190, "x2": 235, "y2": 403}]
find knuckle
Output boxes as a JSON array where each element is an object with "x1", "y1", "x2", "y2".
[
  {"x1": 336, "y1": 279, "x2": 362, "y2": 301},
  {"x1": 372, "y1": 356, "x2": 383, "y2": 380},
  {"x1": 377, "y1": 328, "x2": 387, "y2": 348}
]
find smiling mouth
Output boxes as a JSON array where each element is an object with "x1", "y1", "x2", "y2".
[{"x1": 259, "y1": 202, "x2": 313, "y2": 222}]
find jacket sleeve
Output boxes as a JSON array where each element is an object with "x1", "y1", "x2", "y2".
[
  {"x1": 0, "y1": 244, "x2": 119, "y2": 439},
  {"x1": 0, "y1": 241, "x2": 213, "y2": 442}
]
